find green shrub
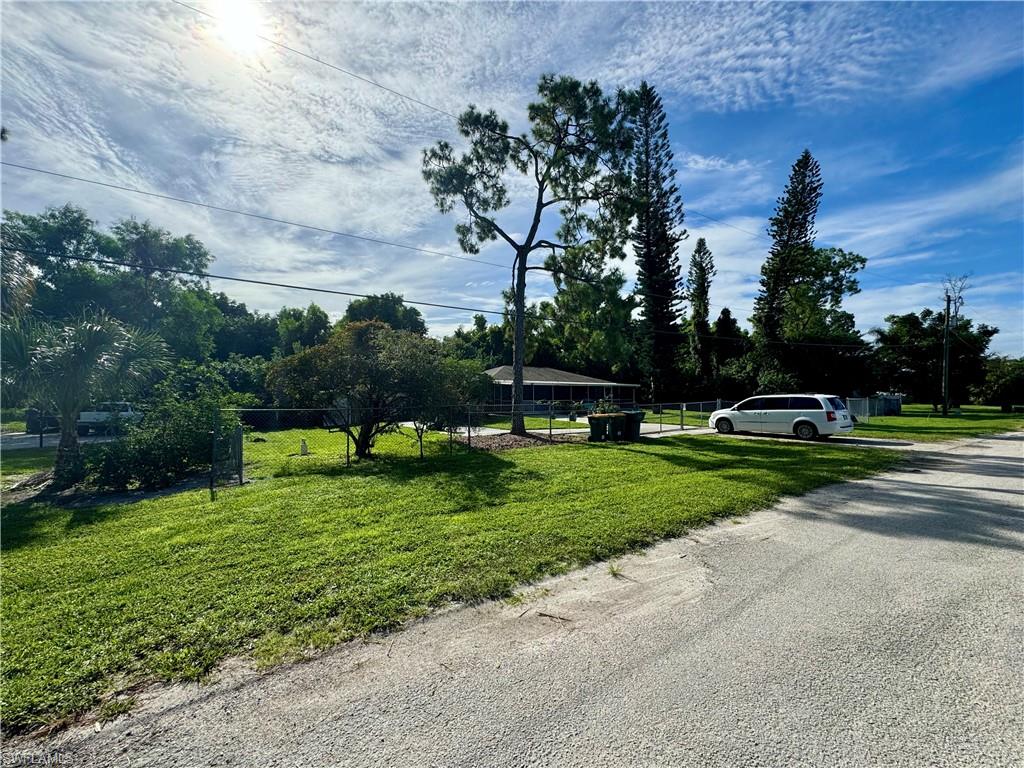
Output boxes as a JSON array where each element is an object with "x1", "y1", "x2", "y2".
[{"x1": 86, "y1": 388, "x2": 238, "y2": 490}]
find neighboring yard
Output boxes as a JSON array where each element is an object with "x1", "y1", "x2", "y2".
[
  {"x1": 0, "y1": 448, "x2": 56, "y2": 492},
  {"x1": 478, "y1": 413, "x2": 581, "y2": 431},
  {"x1": 1, "y1": 408, "x2": 27, "y2": 435},
  {"x1": 2, "y1": 434, "x2": 899, "y2": 730},
  {"x1": 851, "y1": 404, "x2": 1023, "y2": 442}
]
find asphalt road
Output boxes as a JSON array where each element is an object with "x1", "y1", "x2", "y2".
[{"x1": 30, "y1": 433, "x2": 1024, "y2": 767}]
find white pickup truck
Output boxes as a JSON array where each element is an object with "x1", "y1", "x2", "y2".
[{"x1": 77, "y1": 402, "x2": 143, "y2": 436}]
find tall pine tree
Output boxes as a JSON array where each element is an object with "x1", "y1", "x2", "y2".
[
  {"x1": 752, "y1": 149, "x2": 823, "y2": 343},
  {"x1": 629, "y1": 82, "x2": 687, "y2": 401},
  {"x1": 686, "y1": 237, "x2": 716, "y2": 382}
]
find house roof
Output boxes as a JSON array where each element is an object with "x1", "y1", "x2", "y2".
[{"x1": 483, "y1": 366, "x2": 639, "y2": 388}]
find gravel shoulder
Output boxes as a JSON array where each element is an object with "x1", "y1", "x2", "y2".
[{"x1": 12, "y1": 433, "x2": 1024, "y2": 768}]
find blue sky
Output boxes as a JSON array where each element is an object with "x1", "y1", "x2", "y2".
[{"x1": 2, "y1": 1, "x2": 1022, "y2": 353}]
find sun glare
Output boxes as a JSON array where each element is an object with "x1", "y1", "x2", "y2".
[{"x1": 210, "y1": 0, "x2": 271, "y2": 56}]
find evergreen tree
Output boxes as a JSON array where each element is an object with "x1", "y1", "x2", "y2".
[
  {"x1": 629, "y1": 81, "x2": 686, "y2": 401},
  {"x1": 752, "y1": 149, "x2": 823, "y2": 343},
  {"x1": 686, "y1": 237, "x2": 715, "y2": 381},
  {"x1": 422, "y1": 75, "x2": 634, "y2": 435}
]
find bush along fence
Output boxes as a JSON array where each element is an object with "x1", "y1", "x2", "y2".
[{"x1": 210, "y1": 400, "x2": 733, "y2": 494}]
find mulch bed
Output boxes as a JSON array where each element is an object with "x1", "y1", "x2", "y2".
[{"x1": 457, "y1": 431, "x2": 589, "y2": 452}]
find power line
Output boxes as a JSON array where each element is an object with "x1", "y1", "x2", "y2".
[
  {"x1": 0, "y1": 160, "x2": 747, "y2": 312},
  {"x1": 172, "y1": 0, "x2": 772, "y2": 246},
  {"x1": 5, "y1": 245, "x2": 917, "y2": 350},
  {"x1": 0, "y1": 161, "x2": 509, "y2": 271},
  {"x1": 1, "y1": 246, "x2": 508, "y2": 317}
]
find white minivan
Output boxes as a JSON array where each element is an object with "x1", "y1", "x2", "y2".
[{"x1": 709, "y1": 394, "x2": 854, "y2": 440}]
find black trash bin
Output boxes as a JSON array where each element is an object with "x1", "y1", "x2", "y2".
[
  {"x1": 588, "y1": 414, "x2": 608, "y2": 442},
  {"x1": 607, "y1": 413, "x2": 626, "y2": 441},
  {"x1": 623, "y1": 410, "x2": 646, "y2": 441}
]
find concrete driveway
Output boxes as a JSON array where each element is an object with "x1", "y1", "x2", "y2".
[{"x1": 24, "y1": 433, "x2": 1024, "y2": 767}]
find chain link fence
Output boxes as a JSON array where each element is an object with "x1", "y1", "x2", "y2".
[
  {"x1": 845, "y1": 395, "x2": 903, "y2": 423},
  {"x1": 210, "y1": 399, "x2": 735, "y2": 491}
]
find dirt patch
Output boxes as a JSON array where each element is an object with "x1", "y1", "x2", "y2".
[{"x1": 458, "y1": 431, "x2": 588, "y2": 452}]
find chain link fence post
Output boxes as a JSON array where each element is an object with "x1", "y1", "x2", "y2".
[
  {"x1": 233, "y1": 423, "x2": 243, "y2": 485},
  {"x1": 467, "y1": 406, "x2": 472, "y2": 448},
  {"x1": 549, "y1": 402, "x2": 553, "y2": 440},
  {"x1": 209, "y1": 409, "x2": 219, "y2": 502}
]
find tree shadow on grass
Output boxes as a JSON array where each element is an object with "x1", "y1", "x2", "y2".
[
  {"x1": 1, "y1": 499, "x2": 129, "y2": 552},
  {"x1": 251, "y1": 446, "x2": 532, "y2": 516}
]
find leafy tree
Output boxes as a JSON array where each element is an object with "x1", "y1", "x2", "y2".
[
  {"x1": 2, "y1": 204, "x2": 102, "y2": 281},
  {"x1": 629, "y1": 81, "x2": 687, "y2": 400},
  {"x1": 156, "y1": 289, "x2": 223, "y2": 361},
  {"x1": 267, "y1": 321, "x2": 486, "y2": 458},
  {"x1": 342, "y1": 292, "x2": 427, "y2": 335},
  {"x1": 441, "y1": 314, "x2": 510, "y2": 368},
  {"x1": 387, "y1": 334, "x2": 489, "y2": 457},
  {"x1": 3, "y1": 311, "x2": 169, "y2": 486},
  {"x1": 0, "y1": 247, "x2": 35, "y2": 318},
  {"x1": 211, "y1": 293, "x2": 279, "y2": 360},
  {"x1": 685, "y1": 238, "x2": 715, "y2": 384},
  {"x1": 535, "y1": 246, "x2": 636, "y2": 377},
  {"x1": 422, "y1": 75, "x2": 634, "y2": 435},
  {"x1": 972, "y1": 357, "x2": 1024, "y2": 410},
  {"x1": 276, "y1": 303, "x2": 330, "y2": 355},
  {"x1": 752, "y1": 150, "x2": 823, "y2": 344},
  {"x1": 108, "y1": 218, "x2": 211, "y2": 290},
  {"x1": 873, "y1": 309, "x2": 997, "y2": 407}
]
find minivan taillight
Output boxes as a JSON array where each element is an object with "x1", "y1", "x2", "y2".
[{"x1": 826, "y1": 411, "x2": 837, "y2": 422}]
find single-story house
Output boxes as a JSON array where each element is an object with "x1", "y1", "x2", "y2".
[{"x1": 484, "y1": 365, "x2": 638, "y2": 409}]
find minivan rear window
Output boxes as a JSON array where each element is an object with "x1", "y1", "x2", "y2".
[{"x1": 828, "y1": 397, "x2": 847, "y2": 411}]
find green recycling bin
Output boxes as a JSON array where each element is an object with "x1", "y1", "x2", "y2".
[
  {"x1": 588, "y1": 414, "x2": 608, "y2": 442},
  {"x1": 623, "y1": 410, "x2": 646, "y2": 441}
]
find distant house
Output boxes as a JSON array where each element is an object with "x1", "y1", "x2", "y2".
[{"x1": 484, "y1": 365, "x2": 638, "y2": 409}]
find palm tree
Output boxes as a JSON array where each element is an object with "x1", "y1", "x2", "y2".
[{"x1": 3, "y1": 311, "x2": 169, "y2": 487}]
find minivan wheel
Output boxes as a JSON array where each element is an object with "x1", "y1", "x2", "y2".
[
  {"x1": 795, "y1": 422, "x2": 817, "y2": 441},
  {"x1": 716, "y1": 418, "x2": 734, "y2": 435}
]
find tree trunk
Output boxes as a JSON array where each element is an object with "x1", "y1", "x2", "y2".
[
  {"x1": 53, "y1": 414, "x2": 83, "y2": 489},
  {"x1": 511, "y1": 248, "x2": 529, "y2": 436},
  {"x1": 354, "y1": 424, "x2": 375, "y2": 458}
]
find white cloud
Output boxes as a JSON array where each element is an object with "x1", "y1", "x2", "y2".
[
  {"x1": 818, "y1": 161, "x2": 1023, "y2": 259},
  {"x1": 1, "y1": 0, "x2": 1020, "y2": 353}
]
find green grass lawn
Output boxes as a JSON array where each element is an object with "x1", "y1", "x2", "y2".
[
  {"x1": 1, "y1": 434, "x2": 900, "y2": 730},
  {"x1": 477, "y1": 414, "x2": 582, "y2": 431},
  {"x1": 1, "y1": 448, "x2": 56, "y2": 492},
  {"x1": 645, "y1": 407, "x2": 720, "y2": 429},
  {"x1": 851, "y1": 404, "x2": 1023, "y2": 442},
  {"x1": 1, "y1": 408, "x2": 27, "y2": 435}
]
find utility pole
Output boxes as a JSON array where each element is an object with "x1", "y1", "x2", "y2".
[{"x1": 941, "y1": 291, "x2": 951, "y2": 417}]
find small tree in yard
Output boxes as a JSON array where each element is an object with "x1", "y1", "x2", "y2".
[
  {"x1": 407, "y1": 356, "x2": 490, "y2": 458},
  {"x1": 267, "y1": 322, "x2": 488, "y2": 459},
  {"x1": 422, "y1": 75, "x2": 634, "y2": 435},
  {"x1": 2, "y1": 311, "x2": 169, "y2": 487}
]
